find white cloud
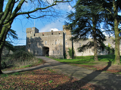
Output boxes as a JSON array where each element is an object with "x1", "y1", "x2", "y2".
[
  {"x1": 68, "y1": 5, "x2": 75, "y2": 12},
  {"x1": 46, "y1": 0, "x2": 53, "y2": 4},
  {"x1": 39, "y1": 20, "x2": 63, "y2": 32},
  {"x1": 68, "y1": 5, "x2": 72, "y2": 10},
  {"x1": 24, "y1": 1, "x2": 29, "y2": 6},
  {"x1": 50, "y1": 28, "x2": 59, "y2": 31},
  {"x1": 53, "y1": 3, "x2": 73, "y2": 12}
]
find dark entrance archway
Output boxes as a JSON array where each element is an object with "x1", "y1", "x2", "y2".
[{"x1": 43, "y1": 47, "x2": 49, "y2": 56}]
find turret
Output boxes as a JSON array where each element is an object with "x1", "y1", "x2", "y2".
[
  {"x1": 63, "y1": 25, "x2": 71, "y2": 35},
  {"x1": 26, "y1": 27, "x2": 39, "y2": 38}
]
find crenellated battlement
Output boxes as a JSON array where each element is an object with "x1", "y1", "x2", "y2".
[
  {"x1": 26, "y1": 27, "x2": 39, "y2": 34},
  {"x1": 34, "y1": 31, "x2": 63, "y2": 37},
  {"x1": 26, "y1": 25, "x2": 72, "y2": 37},
  {"x1": 26, "y1": 27, "x2": 69, "y2": 38}
]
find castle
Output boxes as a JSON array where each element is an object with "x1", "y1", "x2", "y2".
[{"x1": 26, "y1": 25, "x2": 115, "y2": 59}]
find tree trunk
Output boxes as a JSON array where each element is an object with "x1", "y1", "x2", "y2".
[
  {"x1": 0, "y1": 24, "x2": 12, "y2": 74},
  {"x1": 0, "y1": 0, "x2": 4, "y2": 11},
  {"x1": 0, "y1": 48, "x2": 3, "y2": 74},
  {"x1": 114, "y1": 17, "x2": 120, "y2": 64},
  {"x1": 92, "y1": 17, "x2": 98, "y2": 61},
  {"x1": 94, "y1": 36, "x2": 98, "y2": 61},
  {"x1": 113, "y1": 0, "x2": 120, "y2": 64}
]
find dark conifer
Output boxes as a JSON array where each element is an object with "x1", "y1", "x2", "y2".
[{"x1": 67, "y1": 0, "x2": 106, "y2": 61}]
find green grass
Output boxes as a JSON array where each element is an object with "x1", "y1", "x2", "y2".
[
  {"x1": 0, "y1": 72, "x2": 21, "y2": 77},
  {"x1": 48, "y1": 56, "x2": 95, "y2": 65},
  {"x1": 48, "y1": 55, "x2": 120, "y2": 65},
  {"x1": 1, "y1": 74, "x2": 9, "y2": 77},
  {"x1": 49, "y1": 80, "x2": 53, "y2": 83},
  {"x1": 29, "y1": 81, "x2": 35, "y2": 83},
  {"x1": 11, "y1": 72, "x2": 21, "y2": 76},
  {"x1": 21, "y1": 65, "x2": 33, "y2": 68},
  {"x1": 75, "y1": 55, "x2": 115, "y2": 62},
  {"x1": 38, "y1": 59, "x2": 42, "y2": 63}
]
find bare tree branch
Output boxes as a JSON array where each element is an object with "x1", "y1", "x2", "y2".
[
  {"x1": 3, "y1": 0, "x2": 71, "y2": 25},
  {"x1": 0, "y1": 0, "x2": 15, "y2": 25},
  {"x1": 15, "y1": 0, "x2": 20, "y2": 3},
  {"x1": 27, "y1": 14, "x2": 53, "y2": 19}
]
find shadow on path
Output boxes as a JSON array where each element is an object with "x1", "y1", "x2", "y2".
[{"x1": 52, "y1": 60, "x2": 113, "y2": 90}]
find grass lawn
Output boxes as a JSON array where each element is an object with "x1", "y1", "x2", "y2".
[{"x1": 47, "y1": 55, "x2": 116, "y2": 65}]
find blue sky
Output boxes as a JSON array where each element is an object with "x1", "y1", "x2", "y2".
[
  {"x1": 7, "y1": 0, "x2": 76, "y2": 46},
  {"x1": 6, "y1": 0, "x2": 121, "y2": 46}
]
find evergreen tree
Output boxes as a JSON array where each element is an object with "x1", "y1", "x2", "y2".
[
  {"x1": 4, "y1": 29, "x2": 18, "y2": 52},
  {"x1": 67, "y1": 0, "x2": 106, "y2": 61},
  {"x1": 102, "y1": 0, "x2": 121, "y2": 64}
]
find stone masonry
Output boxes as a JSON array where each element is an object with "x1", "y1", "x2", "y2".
[{"x1": 26, "y1": 25, "x2": 115, "y2": 59}]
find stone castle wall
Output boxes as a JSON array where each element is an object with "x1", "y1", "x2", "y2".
[
  {"x1": 26, "y1": 26, "x2": 115, "y2": 58},
  {"x1": 26, "y1": 27, "x2": 65, "y2": 58}
]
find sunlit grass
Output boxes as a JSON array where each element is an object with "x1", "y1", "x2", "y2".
[{"x1": 48, "y1": 55, "x2": 119, "y2": 65}]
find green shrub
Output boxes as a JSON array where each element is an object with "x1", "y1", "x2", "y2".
[
  {"x1": 68, "y1": 48, "x2": 75, "y2": 58},
  {"x1": 10, "y1": 50, "x2": 34, "y2": 62},
  {"x1": 1, "y1": 62, "x2": 7, "y2": 69},
  {"x1": 1, "y1": 50, "x2": 40, "y2": 68}
]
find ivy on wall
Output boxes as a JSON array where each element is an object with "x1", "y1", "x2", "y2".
[{"x1": 68, "y1": 48, "x2": 75, "y2": 58}]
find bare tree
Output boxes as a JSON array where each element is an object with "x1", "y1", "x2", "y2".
[{"x1": 0, "y1": 0, "x2": 71, "y2": 74}]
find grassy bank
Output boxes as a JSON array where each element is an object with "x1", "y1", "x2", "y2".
[{"x1": 1, "y1": 50, "x2": 43, "y2": 70}]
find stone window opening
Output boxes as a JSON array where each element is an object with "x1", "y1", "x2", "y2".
[
  {"x1": 45, "y1": 41, "x2": 47, "y2": 45},
  {"x1": 55, "y1": 41, "x2": 57, "y2": 45},
  {"x1": 79, "y1": 43, "x2": 81, "y2": 46},
  {"x1": 42, "y1": 33, "x2": 44, "y2": 36},
  {"x1": 28, "y1": 44, "x2": 30, "y2": 48},
  {"x1": 52, "y1": 33, "x2": 53, "y2": 35}
]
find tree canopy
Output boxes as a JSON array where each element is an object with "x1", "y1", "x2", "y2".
[
  {"x1": 67, "y1": 0, "x2": 106, "y2": 61},
  {"x1": 67, "y1": 0, "x2": 121, "y2": 64}
]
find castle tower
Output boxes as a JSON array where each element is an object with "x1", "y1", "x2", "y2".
[
  {"x1": 26, "y1": 27, "x2": 39, "y2": 54},
  {"x1": 63, "y1": 25, "x2": 71, "y2": 35},
  {"x1": 26, "y1": 27, "x2": 39, "y2": 38}
]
